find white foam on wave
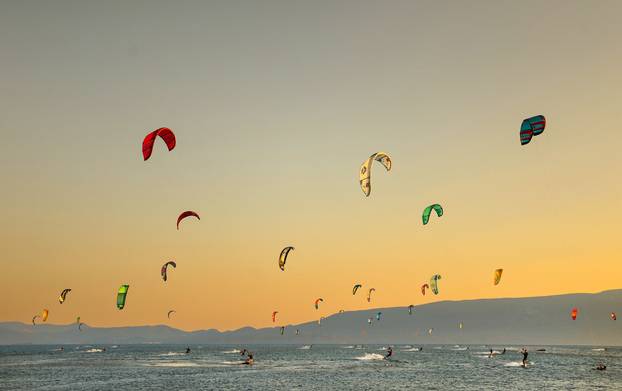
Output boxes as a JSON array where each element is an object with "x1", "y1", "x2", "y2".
[
  {"x1": 298, "y1": 345, "x2": 311, "y2": 350},
  {"x1": 342, "y1": 345, "x2": 354, "y2": 349},
  {"x1": 222, "y1": 349, "x2": 241, "y2": 354},
  {"x1": 159, "y1": 352, "x2": 186, "y2": 357},
  {"x1": 151, "y1": 362, "x2": 199, "y2": 367},
  {"x1": 452, "y1": 347, "x2": 468, "y2": 351},
  {"x1": 111, "y1": 345, "x2": 118, "y2": 349},
  {"x1": 401, "y1": 348, "x2": 421, "y2": 352},
  {"x1": 220, "y1": 360, "x2": 244, "y2": 365},
  {"x1": 84, "y1": 349, "x2": 103, "y2": 353},
  {"x1": 592, "y1": 348, "x2": 606, "y2": 351},
  {"x1": 505, "y1": 361, "x2": 532, "y2": 367},
  {"x1": 377, "y1": 347, "x2": 387, "y2": 351},
  {"x1": 355, "y1": 353, "x2": 385, "y2": 361}
]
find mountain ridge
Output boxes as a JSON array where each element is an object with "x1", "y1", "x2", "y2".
[{"x1": 3, "y1": 290, "x2": 621, "y2": 345}]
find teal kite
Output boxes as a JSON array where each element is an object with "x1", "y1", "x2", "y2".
[{"x1": 520, "y1": 115, "x2": 546, "y2": 145}]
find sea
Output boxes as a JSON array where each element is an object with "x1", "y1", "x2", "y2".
[{"x1": 1, "y1": 344, "x2": 620, "y2": 390}]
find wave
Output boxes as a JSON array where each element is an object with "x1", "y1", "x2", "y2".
[
  {"x1": 221, "y1": 349, "x2": 241, "y2": 354},
  {"x1": 355, "y1": 353, "x2": 385, "y2": 361},
  {"x1": 84, "y1": 349, "x2": 103, "y2": 353},
  {"x1": 401, "y1": 348, "x2": 421, "y2": 352},
  {"x1": 158, "y1": 352, "x2": 186, "y2": 357},
  {"x1": 151, "y1": 362, "x2": 198, "y2": 367},
  {"x1": 591, "y1": 348, "x2": 606, "y2": 352},
  {"x1": 342, "y1": 345, "x2": 354, "y2": 349},
  {"x1": 451, "y1": 347, "x2": 468, "y2": 351},
  {"x1": 505, "y1": 361, "x2": 532, "y2": 367},
  {"x1": 298, "y1": 345, "x2": 311, "y2": 350}
]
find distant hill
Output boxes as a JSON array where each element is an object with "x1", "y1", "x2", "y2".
[{"x1": 3, "y1": 290, "x2": 621, "y2": 345}]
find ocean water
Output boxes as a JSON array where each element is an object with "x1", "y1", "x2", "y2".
[{"x1": 1, "y1": 344, "x2": 621, "y2": 390}]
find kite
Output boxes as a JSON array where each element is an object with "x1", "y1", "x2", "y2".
[
  {"x1": 571, "y1": 307, "x2": 578, "y2": 320},
  {"x1": 459, "y1": 322, "x2": 464, "y2": 330},
  {"x1": 367, "y1": 288, "x2": 375, "y2": 303},
  {"x1": 58, "y1": 289, "x2": 72, "y2": 304},
  {"x1": 117, "y1": 285, "x2": 130, "y2": 310},
  {"x1": 494, "y1": 269, "x2": 503, "y2": 286},
  {"x1": 430, "y1": 275, "x2": 441, "y2": 295},
  {"x1": 142, "y1": 127, "x2": 176, "y2": 161},
  {"x1": 352, "y1": 284, "x2": 362, "y2": 295},
  {"x1": 167, "y1": 310, "x2": 176, "y2": 319},
  {"x1": 161, "y1": 261, "x2": 177, "y2": 282},
  {"x1": 359, "y1": 152, "x2": 392, "y2": 197},
  {"x1": 272, "y1": 311, "x2": 278, "y2": 323},
  {"x1": 422, "y1": 204, "x2": 443, "y2": 225},
  {"x1": 520, "y1": 115, "x2": 546, "y2": 145},
  {"x1": 177, "y1": 211, "x2": 199, "y2": 230},
  {"x1": 611, "y1": 312, "x2": 617, "y2": 321},
  {"x1": 42, "y1": 309, "x2": 49, "y2": 322},
  {"x1": 428, "y1": 328, "x2": 433, "y2": 335},
  {"x1": 314, "y1": 298, "x2": 324, "y2": 310},
  {"x1": 279, "y1": 246, "x2": 295, "y2": 271},
  {"x1": 32, "y1": 315, "x2": 39, "y2": 326},
  {"x1": 421, "y1": 284, "x2": 429, "y2": 296}
]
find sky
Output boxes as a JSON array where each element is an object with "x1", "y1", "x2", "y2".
[{"x1": 1, "y1": 0, "x2": 621, "y2": 331}]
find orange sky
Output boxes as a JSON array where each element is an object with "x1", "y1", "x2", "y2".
[{"x1": 2, "y1": 1, "x2": 621, "y2": 331}]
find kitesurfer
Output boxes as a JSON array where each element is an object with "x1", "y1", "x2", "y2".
[
  {"x1": 595, "y1": 363, "x2": 606, "y2": 371},
  {"x1": 521, "y1": 348, "x2": 528, "y2": 367},
  {"x1": 243, "y1": 353, "x2": 254, "y2": 365},
  {"x1": 489, "y1": 349, "x2": 494, "y2": 358},
  {"x1": 501, "y1": 348, "x2": 506, "y2": 355},
  {"x1": 384, "y1": 346, "x2": 393, "y2": 360},
  {"x1": 240, "y1": 349, "x2": 247, "y2": 356},
  {"x1": 185, "y1": 347, "x2": 191, "y2": 354}
]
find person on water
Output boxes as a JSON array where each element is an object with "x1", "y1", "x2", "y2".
[
  {"x1": 240, "y1": 349, "x2": 247, "y2": 356},
  {"x1": 501, "y1": 348, "x2": 506, "y2": 355},
  {"x1": 521, "y1": 348, "x2": 528, "y2": 367},
  {"x1": 488, "y1": 349, "x2": 494, "y2": 358},
  {"x1": 595, "y1": 363, "x2": 606, "y2": 371},
  {"x1": 384, "y1": 346, "x2": 393, "y2": 359},
  {"x1": 185, "y1": 347, "x2": 191, "y2": 354},
  {"x1": 243, "y1": 353, "x2": 254, "y2": 365}
]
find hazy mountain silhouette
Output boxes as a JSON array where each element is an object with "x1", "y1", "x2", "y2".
[{"x1": 3, "y1": 290, "x2": 621, "y2": 345}]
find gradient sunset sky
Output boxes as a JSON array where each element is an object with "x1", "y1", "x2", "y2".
[{"x1": 2, "y1": 1, "x2": 621, "y2": 331}]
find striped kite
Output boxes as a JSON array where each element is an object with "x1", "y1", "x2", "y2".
[{"x1": 520, "y1": 115, "x2": 546, "y2": 145}]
